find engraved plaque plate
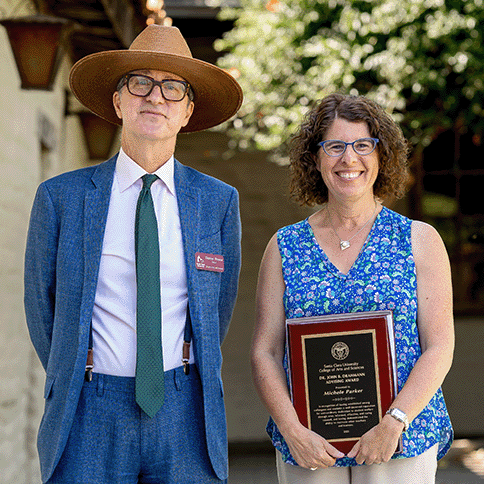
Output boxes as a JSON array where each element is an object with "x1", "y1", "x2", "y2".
[{"x1": 286, "y1": 311, "x2": 397, "y2": 454}]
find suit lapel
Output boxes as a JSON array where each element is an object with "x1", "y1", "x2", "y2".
[
  {"x1": 174, "y1": 160, "x2": 202, "y2": 337},
  {"x1": 79, "y1": 157, "x2": 117, "y2": 332},
  {"x1": 174, "y1": 159, "x2": 200, "y2": 270}
]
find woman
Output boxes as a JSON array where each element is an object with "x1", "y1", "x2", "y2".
[{"x1": 252, "y1": 93, "x2": 454, "y2": 484}]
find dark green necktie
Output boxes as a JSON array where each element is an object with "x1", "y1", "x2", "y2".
[{"x1": 135, "y1": 174, "x2": 164, "y2": 417}]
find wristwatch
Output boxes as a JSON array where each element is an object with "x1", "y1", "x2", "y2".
[{"x1": 386, "y1": 407, "x2": 409, "y2": 432}]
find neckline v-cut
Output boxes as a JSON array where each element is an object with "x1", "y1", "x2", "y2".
[{"x1": 305, "y1": 207, "x2": 384, "y2": 277}]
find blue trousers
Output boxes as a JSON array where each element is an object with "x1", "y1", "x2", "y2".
[{"x1": 47, "y1": 366, "x2": 225, "y2": 484}]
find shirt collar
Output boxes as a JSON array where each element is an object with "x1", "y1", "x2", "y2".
[{"x1": 116, "y1": 148, "x2": 176, "y2": 195}]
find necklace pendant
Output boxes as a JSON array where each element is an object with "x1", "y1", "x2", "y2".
[{"x1": 340, "y1": 240, "x2": 351, "y2": 251}]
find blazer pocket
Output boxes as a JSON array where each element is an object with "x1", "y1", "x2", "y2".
[{"x1": 44, "y1": 374, "x2": 55, "y2": 399}]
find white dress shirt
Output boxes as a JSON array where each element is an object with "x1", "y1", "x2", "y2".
[{"x1": 91, "y1": 148, "x2": 194, "y2": 376}]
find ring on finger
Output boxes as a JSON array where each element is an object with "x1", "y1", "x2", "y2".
[{"x1": 310, "y1": 467, "x2": 318, "y2": 471}]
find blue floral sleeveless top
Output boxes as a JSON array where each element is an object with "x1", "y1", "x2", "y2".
[{"x1": 267, "y1": 207, "x2": 453, "y2": 466}]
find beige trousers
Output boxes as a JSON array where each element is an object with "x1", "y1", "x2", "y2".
[{"x1": 276, "y1": 444, "x2": 438, "y2": 484}]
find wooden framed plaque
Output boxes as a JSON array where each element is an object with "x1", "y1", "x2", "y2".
[{"x1": 286, "y1": 310, "x2": 397, "y2": 454}]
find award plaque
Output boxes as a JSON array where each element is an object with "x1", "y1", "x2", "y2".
[{"x1": 286, "y1": 310, "x2": 397, "y2": 454}]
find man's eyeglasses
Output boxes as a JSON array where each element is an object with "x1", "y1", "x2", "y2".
[
  {"x1": 318, "y1": 138, "x2": 379, "y2": 157},
  {"x1": 121, "y1": 74, "x2": 191, "y2": 102}
]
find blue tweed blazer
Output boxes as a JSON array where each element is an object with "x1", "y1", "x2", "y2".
[{"x1": 24, "y1": 154, "x2": 241, "y2": 483}]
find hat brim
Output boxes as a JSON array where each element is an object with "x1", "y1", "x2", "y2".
[{"x1": 69, "y1": 50, "x2": 243, "y2": 133}]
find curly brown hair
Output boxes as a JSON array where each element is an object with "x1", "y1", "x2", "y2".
[{"x1": 289, "y1": 93, "x2": 410, "y2": 206}]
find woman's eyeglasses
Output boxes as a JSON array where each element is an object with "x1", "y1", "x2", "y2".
[{"x1": 319, "y1": 138, "x2": 379, "y2": 157}]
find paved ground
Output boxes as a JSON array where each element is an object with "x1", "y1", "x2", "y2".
[{"x1": 228, "y1": 439, "x2": 484, "y2": 483}]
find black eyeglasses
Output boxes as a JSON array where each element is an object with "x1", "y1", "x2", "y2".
[
  {"x1": 121, "y1": 74, "x2": 190, "y2": 102},
  {"x1": 318, "y1": 138, "x2": 379, "y2": 157}
]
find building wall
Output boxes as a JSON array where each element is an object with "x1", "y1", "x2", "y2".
[{"x1": 0, "y1": 21, "x2": 98, "y2": 482}]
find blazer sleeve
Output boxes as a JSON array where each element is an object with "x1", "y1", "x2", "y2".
[
  {"x1": 24, "y1": 183, "x2": 59, "y2": 370},
  {"x1": 218, "y1": 186, "x2": 241, "y2": 344}
]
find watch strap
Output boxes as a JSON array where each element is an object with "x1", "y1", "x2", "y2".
[{"x1": 386, "y1": 407, "x2": 409, "y2": 432}]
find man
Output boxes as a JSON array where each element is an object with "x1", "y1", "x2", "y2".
[{"x1": 24, "y1": 25, "x2": 243, "y2": 484}]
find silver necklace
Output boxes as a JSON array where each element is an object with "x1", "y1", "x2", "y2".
[{"x1": 328, "y1": 204, "x2": 378, "y2": 251}]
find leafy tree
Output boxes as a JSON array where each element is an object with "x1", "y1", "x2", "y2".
[{"x1": 214, "y1": 0, "x2": 484, "y2": 162}]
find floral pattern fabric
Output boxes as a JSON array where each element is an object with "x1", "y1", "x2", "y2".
[{"x1": 267, "y1": 207, "x2": 453, "y2": 467}]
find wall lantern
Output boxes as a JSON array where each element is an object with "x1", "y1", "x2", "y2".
[
  {"x1": 65, "y1": 90, "x2": 119, "y2": 161},
  {"x1": 0, "y1": 14, "x2": 70, "y2": 90},
  {"x1": 77, "y1": 112, "x2": 119, "y2": 161}
]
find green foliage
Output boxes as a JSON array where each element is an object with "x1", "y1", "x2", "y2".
[{"x1": 214, "y1": 0, "x2": 484, "y2": 160}]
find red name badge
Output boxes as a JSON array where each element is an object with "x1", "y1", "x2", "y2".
[{"x1": 195, "y1": 252, "x2": 225, "y2": 273}]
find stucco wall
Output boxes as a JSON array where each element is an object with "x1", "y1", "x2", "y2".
[{"x1": 0, "y1": 22, "x2": 93, "y2": 482}]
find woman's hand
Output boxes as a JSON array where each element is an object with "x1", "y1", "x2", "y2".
[
  {"x1": 346, "y1": 414, "x2": 403, "y2": 465},
  {"x1": 283, "y1": 423, "x2": 345, "y2": 469}
]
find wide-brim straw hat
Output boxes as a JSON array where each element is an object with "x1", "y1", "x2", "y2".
[{"x1": 69, "y1": 24, "x2": 243, "y2": 133}]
